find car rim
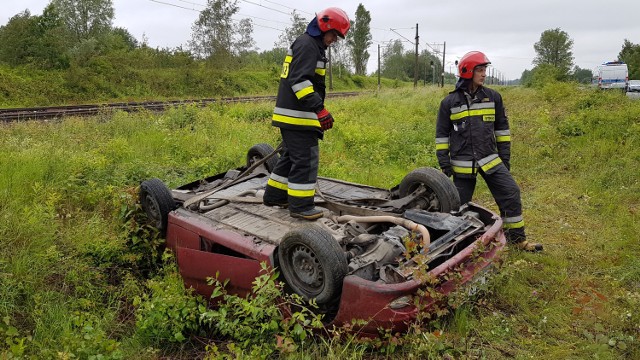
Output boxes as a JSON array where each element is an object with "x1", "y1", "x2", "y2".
[
  {"x1": 248, "y1": 155, "x2": 261, "y2": 167},
  {"x1": 143, "y1": 194, "x2": 162, "y2": 227},
  {"x1": 290, "y1": 244, "x2": 324, "y2": 294}
]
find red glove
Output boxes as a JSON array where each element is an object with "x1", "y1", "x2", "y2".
[{"x1": 316, "y1": 108, "x2": 334, "y2": 131}]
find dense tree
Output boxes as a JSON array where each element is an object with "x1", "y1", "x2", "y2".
[
  {"x1": 274, "y1": 10, "x2": 307, "y2": 49},
  {"x1": 618, "y1": 39, "x2": 640, "y2": 79},
  {"x1": 189, "y1": 0, "x2": 239, "y2": 59},
  {"x1": 533, "y1": 28, "x2": 574, "y2": 79},
  {"x1": 381, "y1": 40, "x2": 408, "y2": 80},
  {"x1": 50, "y1": 0, "x2": 114, "y2": 42},
  {"x1": 521, "y1": 64, "x2": 565, "y2": 88},
  {"x1": 572, "y1": 66, "x2": 593, "y2": 84},
  {"x1": 520, "y1": 69, "x2": 532, "y2": 86},
  {"x1": 419, "y1": 50, "x2": 440, "y2": 85},
  {"x1": 347, "y1": 4, "x2": 372, "y2": 76},
  {"x1": 234, "y1": 18, "x2": 255, "y2": 55},
  {"x1": 328, "y1": 40, "x2": 352, "y2": 78},
  {"x1": 0, "y1": 11, "x2": 39, "y2": 66},
  {"x1": 0, "y1": 7, "x2": 69, "y2": 68}
]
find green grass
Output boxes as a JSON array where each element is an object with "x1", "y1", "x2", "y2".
[{"x1": 0, "y1": 84, "x2": 639, "y2": 358}]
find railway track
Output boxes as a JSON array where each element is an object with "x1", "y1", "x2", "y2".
[{"x1": 0, "y1": 91, "x2": 362, "y2": 122}]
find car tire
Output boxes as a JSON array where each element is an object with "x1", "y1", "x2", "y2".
[
  {"x1": 399, "y1": 167, "x2": 461, "y2": 213},
  {"x1": 140, "y1": 178, "x2": 176, "y2": 235},
  {"x1": 247, "y1": 143, "x2": 279, "y2": 173},
  {"x1": 278, "y1": 226, "x2": 348, "y2": 306}
]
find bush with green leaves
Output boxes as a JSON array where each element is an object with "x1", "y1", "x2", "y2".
[
  {"x1": 133, "y1": 255, "x2": 206, "y2": 345},
  {"x1": 201, "y1": 263, "x2": 324, "y2": 358}
]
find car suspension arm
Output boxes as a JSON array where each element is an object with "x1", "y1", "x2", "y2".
[{"x1": 333, "y1": 215, "x2": 431, "y2": 248}]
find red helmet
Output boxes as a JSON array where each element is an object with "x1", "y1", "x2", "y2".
[
  {"x1": 458, "y1": 51, "x2": 491, "y2": 79},
  {"x1": 317, "y1": 7, "x2": 350, "y2": 38}
]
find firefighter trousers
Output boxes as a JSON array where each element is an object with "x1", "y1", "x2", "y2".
[
  {"x1": 453, "y1": 164, "x2": 526, "y2": 243},
  {"x1": 263, "y1": 129, "x2": 320, "y2": 213}
]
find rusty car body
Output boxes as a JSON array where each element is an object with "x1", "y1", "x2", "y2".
[{"x1": 139, "y1": 143, "x2": 506, "y2": 335}]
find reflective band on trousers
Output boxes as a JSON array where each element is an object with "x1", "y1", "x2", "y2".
[
  {"x1": 267, "y1": 178, "x2": 288, "y2": 191},
  {"x1": 287, "y1": 182, "x2": 316, "y2": 198},
  {"x1": 503, "y1": 215, "x2": 524, "y2": 229}
]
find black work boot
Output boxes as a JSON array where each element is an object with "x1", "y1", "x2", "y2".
[
  {"x1": 289, "y1": 207, "x2": 323, "y2": 220},
  {"x1": 515, "y1": 240, "x2": 544, "y2": 252},
  {"x1": 263, "y1": 199, "x2": 288, "y2": 208},
  {"x1": 507, "y1": 231, "x2": 543, "y2": 252}
]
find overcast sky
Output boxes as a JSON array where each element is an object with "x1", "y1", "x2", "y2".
[{"x1": 2, "y1": 0, "x2": 638, "y2": 80}]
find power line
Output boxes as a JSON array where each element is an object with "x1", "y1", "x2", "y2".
[
  {"x1": 147, "y1": 0, "x2": 284, "y2": 31},
  {"x1": 262, "y1": 0, "x2": 314, "y2": 16},
  {"x1": 389, "y1": 28, "x2": 415, "y2": 45},
  {"x1": 174, "y1": 0, "x2": 205, "y2": 7},
  {"x1": 239, "y1": 0, "x2": 295, "y2": 16},
  {"x1": 149, "y1": 0, "x2": 198, "y2": 12}
]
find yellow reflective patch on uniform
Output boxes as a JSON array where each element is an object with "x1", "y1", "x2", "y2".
[
  {"x1": 315, "y1": 68, "x2": 326, "y2": 76},
  {"x1": 483, "y1": 115, "x2": 495, "y2": 122},
  {"x1": 480, "y1": 157, "x2": 502, "y2": 172},
  {"x1": 503, "y1": 220, "x2": 525, "y2": 229},
  {"x1": 295, "y1": 86, "x2": 314, "y2": 99},
  {"x1": 450, "y1": 108, "x2": 495, "y2": 121},
  {"x1": 267, "y1": 178, "x2": 288, "y2": 191},
  {"x1": 450, "y1": 111, "x2": 468, "y2": 121},
  {"x1": 496, "y1": 135, "x2": 511, "y2": 142},
  {"x1": 272, "y1": 114, "x2": 321, "y2": 127},
  {"x1": 288, "y1": 188, "x2": 315, "y2": 198},
  {"x1": 280, "y1": 63, "x2": 290, "y2": 78},
  {"x1": 435, "y1": 143, "x2": 449, "y2": 150},
  {"x1": 452, "y1": 166, "x2": 474, "y2": 174}
]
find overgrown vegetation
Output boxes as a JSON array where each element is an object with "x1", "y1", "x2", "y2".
[{"x1": 1, "y1": 84, "x2": 639, "y2": 358}]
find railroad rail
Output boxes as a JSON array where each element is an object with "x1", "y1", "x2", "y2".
[{"x1": 0, "y1": 91, "x2": 362, "y2": 122}]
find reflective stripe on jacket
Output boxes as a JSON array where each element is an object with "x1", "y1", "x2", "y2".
[
  {"x1": 272, "y1": 33, "x2": 327, "y2": 134},
  {"x1": 435, "y1": 85, "x2": 511, "y2": 177}
]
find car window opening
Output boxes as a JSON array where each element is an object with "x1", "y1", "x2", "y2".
[{"x1": 200, "y1": 237, "x2": 248, "y2": 259}]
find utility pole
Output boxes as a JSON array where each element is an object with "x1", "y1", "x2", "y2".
[
  {"x1": 431, "y1": 61, "x2": 436, "y2": 85},
  {"x1": 377, "y1": 44, "x2": 381, "y2": 90},
  {"x1": 414, "y1": 24, "x2": 419, "y2": 88},
  {"x1": 424, "y1": 61, "x2": 427, "y2": 86},
  {"x1": 441, "y1": 41, "x2": 446, "y2": 87}
]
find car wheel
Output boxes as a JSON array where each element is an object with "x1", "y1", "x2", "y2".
[
  {"x1": 278, "y1": 226, "x2": 347, "y2": 305},
  {"x1": 247, "y1": 143, "x2": 279, "y2": 173},
  {"x1": 399, "y1": 167, "x2": 461, "y2": 212},
  {"x1": 140, "y1": 178, "x2": 176, "y2": 235}
]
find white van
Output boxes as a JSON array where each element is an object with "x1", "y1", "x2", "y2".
[{"x1": 597, "y1": 62, "x2": 629, "y2": 90}]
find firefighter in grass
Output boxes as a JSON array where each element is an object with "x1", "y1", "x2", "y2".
[
  {"x1": 435, "y1": 51, "x2": 543, "y2": 252},
  {"x1": 262, "y1": 7, "x2": 350, "y2": 220}
]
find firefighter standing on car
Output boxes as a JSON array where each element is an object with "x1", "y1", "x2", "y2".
[
  {"x1": 435, "y1": 51, "x2": 543, "y2": 252},
  {"x1": 262, "y1": 7, "x2": 350, "y2": 220}
]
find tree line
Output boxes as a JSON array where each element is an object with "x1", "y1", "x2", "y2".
[
  {"x1": 1, "y1": 0, "x2": 639, "y2": 103},
  {"x1": 522, "y1": 28, "x2": 640, "y2": 86},
  {"x1": 0, "y1": 1, "x2": 451, "y2": 93}
]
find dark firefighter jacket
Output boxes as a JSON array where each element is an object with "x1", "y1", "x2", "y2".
[
  {"x1": 272, "y1": 33, "x2": 327, "y2": 138},
  {"x1": 435, "y1": 80, "x2": 511, "y2": 178}
]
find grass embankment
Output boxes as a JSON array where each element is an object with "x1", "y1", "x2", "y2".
[
  {"x1": 0, "y1": 84, "x2": 638, "y2": 358},
  {"x1": 0, "y1": 64, "x2": 401, "y2": 108}
]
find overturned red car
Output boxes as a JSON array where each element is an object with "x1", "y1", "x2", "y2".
[{"x1": 139, "y1": 143, "x2": 505, "y2": 335}]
